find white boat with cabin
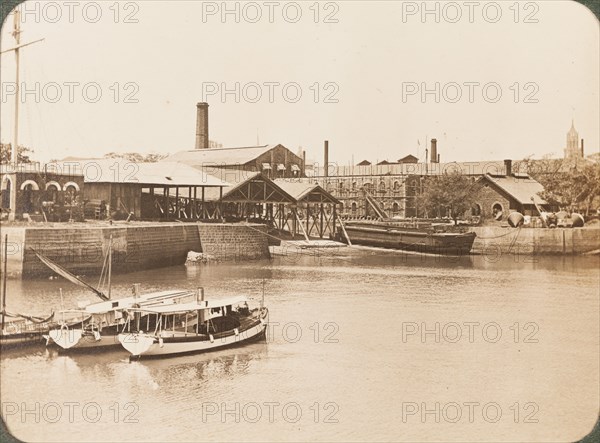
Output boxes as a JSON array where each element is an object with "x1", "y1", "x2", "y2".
[
  {"x1": 45, "y1": 288, "x2": 199, "y2": 351},
  {"x1": 118, "y1": 295, "x2": 268, "y2": 359}
]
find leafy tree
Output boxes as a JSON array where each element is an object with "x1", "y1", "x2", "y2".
[
  {"x1": 103, "y1": 152, "x2": 168, "y2": 162},
  {"x1": 415, "y1": 171, "x2": 476, "y2": 223},
  {"x1": 0, "y1": 143, "x2": 34, "y2": 163},
  {"x1": 522, "y1": 156, "x2": 600, "y2": 214}
]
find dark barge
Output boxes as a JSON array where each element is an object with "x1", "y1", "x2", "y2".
[{"x1": 335, "y1": 220, "x2": 477, "y2": 255}]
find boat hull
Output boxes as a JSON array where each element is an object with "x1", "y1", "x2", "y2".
[
  {"x1": 1, "y1": 330, "x2": 47, "y2": 349},
  {"x1": 119, "y1": 320, "x2": 267, "y2": 359},
  {"x1": 341, "y1": 223, "x2": 476, "y2": 255},
  {"x1": 1, "y1": 314, "x2": 88, "y2": 350},
  {"x1": 46, "y1": 327, "x2": 123, "y2": 351}
]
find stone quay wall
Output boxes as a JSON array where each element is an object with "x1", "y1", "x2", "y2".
[
  {"x1": 0, "y1": 222, "x2": 270, "y2": 278},
  {"x1": 469, "y1": 226, "x2": 600, "y2": 256}
]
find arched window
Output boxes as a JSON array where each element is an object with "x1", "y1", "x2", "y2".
[
  {"x1": 363, "y1": 182, "x2": 373, "y2": 193},
  {"x1": 392, "y1": 202, "x2": 399, "y2": 214},
  {"x1": 351, "y1": 202, "x2": 357, "y2": 215},
  {"x1": 64, "y1": 182, "x2": 79, "y2": 205},
  {"x1": 44, "y1": 182, "x2": 60, "y2": 203},
  {"x1": 393, "y1": 181, "x2": 401, "y2": 192},
  {"x1": 62, "y1": 181, "x2": 80, "y2": 192},
  {"x1": 471, "y1": 204, "x2": 482, "y2": 216},
  {"x1": 351, "y1": 181, "x2": 357, "y2": 191},
  {"x1": 45, "y1": 181, "x2": 61, "y2": 191},
  {"x1": 20, "y1": 180, "x2": 40, "y2": 191},
  {"x1": 492, "y1": 202, "x2": 504, "y2": 220},
  {"x1": 379, "y1": 181, "x2": 386, "y2": 192}
]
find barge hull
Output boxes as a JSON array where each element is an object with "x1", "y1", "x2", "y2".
[{"x1": 342, "y1": 224, "x2": 476, "y2": 255}]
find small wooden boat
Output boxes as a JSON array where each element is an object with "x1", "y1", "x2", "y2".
[
  {"x1": 118, "y1": 295, "x2": 268, "y2": 359},
  {"x1": 0, "y1": 311, "x2": 56, "y2": 349},
  {"x1": 45, "y1": 288, "x2": 199, "y2": 351},
  {"x1": 0, "y1": 235, "x2": 76, "y2": 349},
  {"x1": 336, "y1": 220, "x2": 476, "y2": 255}
]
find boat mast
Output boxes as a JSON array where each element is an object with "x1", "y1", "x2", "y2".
[
  {"x1": 59, "y1": 288, "x2": 65, "y2": 323},
  {"x1": 107, "y1": 235, "x2": 113, "y2": 300},
  {"x1": 1, "y1": 234, "x2": 8, "y2": 330},
  {"x1": 0, "y1": 7, "x2": 44, "y2": 220}
]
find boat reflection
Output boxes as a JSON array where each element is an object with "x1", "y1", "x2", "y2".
[{"x1": 137, "y1": 340, "x2": 268, "y2": 378}]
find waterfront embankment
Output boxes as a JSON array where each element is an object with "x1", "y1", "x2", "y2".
[
  {"x1": 0, "y1": 222, "x2": 270, "y2": 278},
  {"x1": 469, "y1": 226, "x2": 600, "y2": 255}
]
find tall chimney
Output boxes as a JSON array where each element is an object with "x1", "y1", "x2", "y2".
[
  {"x1": 430, "y1": 139, "x2": 437, "y2": 163},
  {"x1": 504, "y1": 159, "x2": 512, "y2": 176},
  {"x1": 303, "y1": 150, "x2": 307, "y2": 176},
  {"x1": 324, "y1": 140, "x2": 329, "y2": 177},
  {"x1": 195, "y1": 102, "x2": 209, "y2": 149},
  {"x1": 581, "y1": 138, "x2": 584, "y2": 157}
]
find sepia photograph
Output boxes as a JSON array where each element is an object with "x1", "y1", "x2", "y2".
[{"x1": 0, "y1": 1, "x2": 599, "y2": 441}]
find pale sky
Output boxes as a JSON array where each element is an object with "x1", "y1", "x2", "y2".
[{"x1": 0, "y1": 0, "x2": 598, "y2": 165}]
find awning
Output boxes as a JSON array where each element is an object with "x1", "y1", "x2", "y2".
[
  {"x1": 126, "y1": 296, "x2": 249, "y2": 314},
  {"x1": 277, "y1": 164, "x2": 286, "y2": 171},
  {"x1": 262, "y1": 163, "x2": 272, "y2": 170},
  {"x1": 291, "y1": 164, "x2": 300, "y2": 172}
]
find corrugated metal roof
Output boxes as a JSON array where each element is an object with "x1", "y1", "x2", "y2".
[
  {"x1": 273, "y1": 179, "x2": 320, "y2": 200},
  {"x1": 483, "y1": 174, "x2": 547, "y2": 205},
  {"x1": 148, "y1": 168, "x2": 262, "y2": 201},
  {"x1": 274, "y1": 179, "x2": 340, "y2": 204},
  {"x1": 48, "y1": 159, "x2": 228, "y2": 187},
  {"x1": 166, "y1": 145, "x2": 276, "y2": 167}
]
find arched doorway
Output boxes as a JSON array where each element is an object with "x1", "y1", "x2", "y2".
[
  {"x1": 22, "y1": 184, "x2": 35, "y2": 213},
  {"x1": 1, "y1": 176, "x2": 12, "y2": 209},
  {"x1": 492, "y1": 202, "x2": 504, "y2": 220},
  {"x1": 63, "y1": 182, "x2": 80, "y2": 205},
  {"x1": 45, "y1": 182, "x2": 60, "y2": 202}
]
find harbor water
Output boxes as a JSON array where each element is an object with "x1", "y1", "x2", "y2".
[{"x1": 1, "y1": 248, "x2": 598, "y2": 442}]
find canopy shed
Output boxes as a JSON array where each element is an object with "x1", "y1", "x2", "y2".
[
  {"x1": 203, "y1": 169, "x2": 296, "y2": 225},
  {"x1": 77, "y1": 160, "x2": 228, "y2": 220},
  {"x1": 274, "y1": 179, "x2": 341, "y2": 239}
]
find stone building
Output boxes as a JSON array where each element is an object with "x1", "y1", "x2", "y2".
[
  {"x1": 312, "y1": 139, "x2": 521, "y2": 220},
  {"x1": 0, "y1": 163, "x2": 84, "y2": 221},
  {"x1": 470, "y1": 168, "x2": 548, "y2": 220},
  {"x1": 168, "y1": 103, "x2": 305, "y2": 179}
]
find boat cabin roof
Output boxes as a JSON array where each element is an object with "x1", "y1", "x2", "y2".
[
  {"x1": 127, "y1": 296, "x2": 249, "y2": 314},
  {"x1": 82, "y1": 289, "x2": 196, "y2": 314}
]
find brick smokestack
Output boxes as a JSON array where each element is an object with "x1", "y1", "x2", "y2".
[
  {"x1": 430, "y1": 139, "x2": 437, "y2": 163},
  {"x1": 195, "y1": 102, "x2": 209, "y2": 149},
  {"x1": 324, "y1": 140, "x2": 329, "y2": 177},
  {"x1": 303, "y1": 150, "x2": 307, "y2": 176},
  {"x1": 504, "y1": 159, "x2": 512, "y2": 176},
  {"x1": 581, "y1": 139, "x2": 584, "y2": 157}
]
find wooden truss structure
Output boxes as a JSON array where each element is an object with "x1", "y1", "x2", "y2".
[{"x1": 141, "y1": 173, "x2": 341, "y2": 239}]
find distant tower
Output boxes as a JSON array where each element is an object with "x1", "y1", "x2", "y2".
[{"x1": 565, "y1": 120, "x2": 582, "y2": 164}]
